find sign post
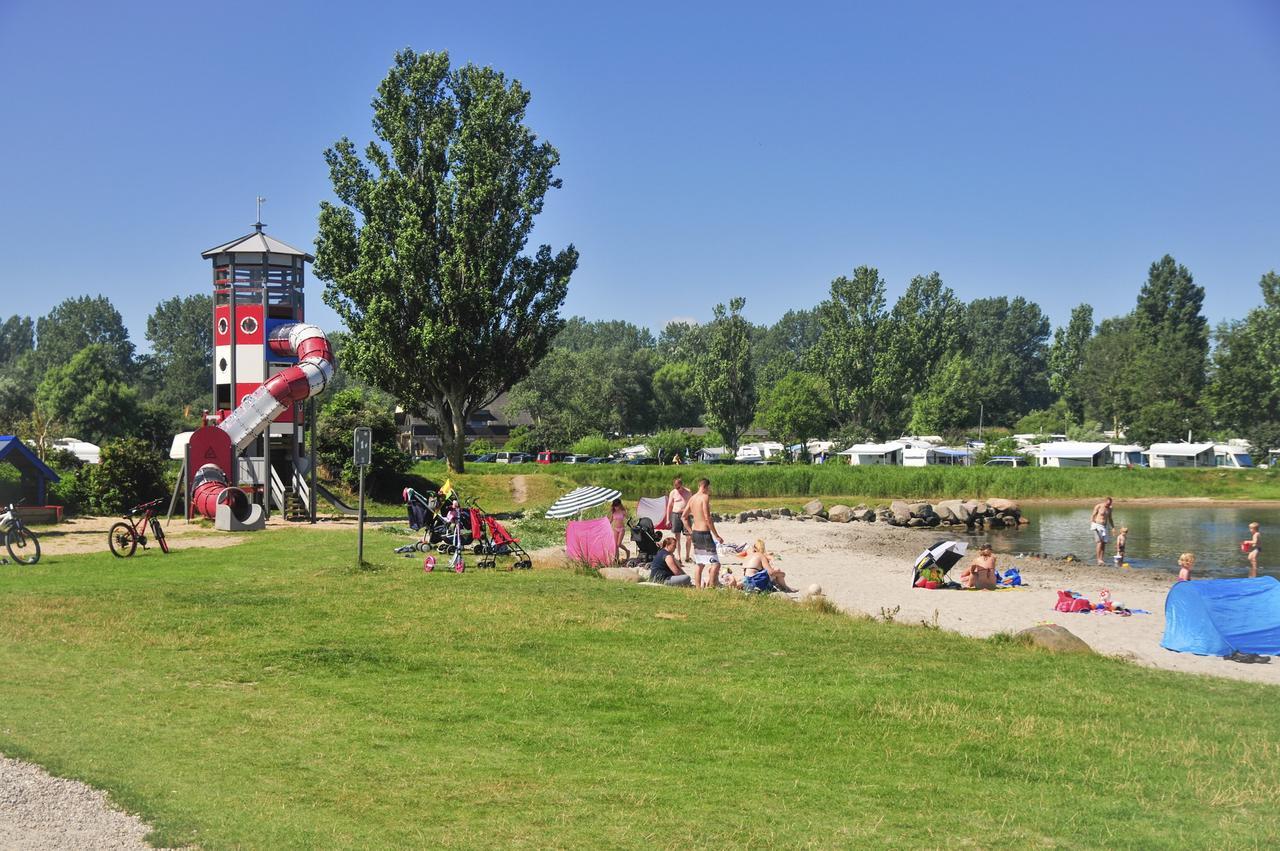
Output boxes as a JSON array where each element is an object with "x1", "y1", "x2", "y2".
[{"x1": 354, "y1": 427, "x2": 372, "y2": 565}]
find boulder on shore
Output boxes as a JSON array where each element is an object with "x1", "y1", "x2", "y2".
[
  {"x1": 827, "y1": 504, "x2": 854, "y2": 523},
  {"x1": 937, "y1": 499, "x2": 971, "y2": 523},
  {"x1": 1016, "y1": 624, "x2": 1093, "y2": 654},
  {"x1": 988, "y1": 498, "x2": 1020, "y2": 514},
  {"x1": 802, "y1": 499, "x2": 825, "y2": 516}
]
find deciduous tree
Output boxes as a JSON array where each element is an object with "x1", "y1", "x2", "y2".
[
  {"x1": 315, "y1": 49, "x2": 577, "y2": 473},
  {"x1": 694, "y1": 297, "x2": 756, "y2": 451}
]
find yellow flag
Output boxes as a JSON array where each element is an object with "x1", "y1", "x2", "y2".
[{"x1": 440, "y1": 478, "x2": 454, "y2": 498}]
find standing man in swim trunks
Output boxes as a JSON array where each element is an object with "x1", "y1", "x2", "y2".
[
  {"x1": 663, "y1": 476, "x2": 693, "y2": 563},
  {"x1": 1091, "y1": 496, "x2": 1114, "y2": 566},
  {"x1": 681, "y1": 478, "x2": 723, "y2": 589}
]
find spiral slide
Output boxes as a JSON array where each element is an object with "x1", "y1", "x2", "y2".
[{"x1": 191, "y1": 323, "x2": 335, "y2": 524}]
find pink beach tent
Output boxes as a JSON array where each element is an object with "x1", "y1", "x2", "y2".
[{"x1": 566, "y1": 517, "x2": 617, "y2": 566}]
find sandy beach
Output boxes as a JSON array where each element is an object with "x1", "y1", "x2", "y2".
[{"x1": 696, "y1": 516, "x2": 1280, "y2": 686}]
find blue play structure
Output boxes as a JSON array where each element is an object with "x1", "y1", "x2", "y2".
[
  {"x1": 0, "y1": 435, "x2": 59, "y2": 505},
  {"x1": 1161, "y1": 577, "x2": 1280, "y2": 656}
]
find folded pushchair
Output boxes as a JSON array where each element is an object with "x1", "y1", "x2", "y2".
[{"x1": 397, "y1": 488, "x2": 474, "y2": 556}]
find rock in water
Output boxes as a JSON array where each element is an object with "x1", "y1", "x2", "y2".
[
  {"x1": 1016, "y1": 624, "x2": 1093, "y2": 654},
  {"x1": 802, "y1": 499, "x2": 825, "y2": 516},
  {"x1": 827, "y1": 504, "x2": 854, "y2": 523},
  {"x1": 988, "y1": 497, "x2": 1020, "y2": 514}
]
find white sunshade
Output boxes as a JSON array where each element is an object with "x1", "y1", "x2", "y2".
[
  {"x1": 1037, "y1": 441, "x2": 1110, "y2": 459},
  {"x1": 1147, "y1": 442, "x2": 1215, "y2": 456},
  {"x1": 545, "y1": 486, "x2": 623, "y2": 519}
]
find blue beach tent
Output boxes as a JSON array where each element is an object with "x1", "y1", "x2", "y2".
[{"x1": 1161, "y1": 577, "x2": 1280, "y2": 656}]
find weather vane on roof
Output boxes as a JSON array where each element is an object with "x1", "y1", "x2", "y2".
[{"x1": 254, "y1": 196, "x2": 266, "y2": 232}]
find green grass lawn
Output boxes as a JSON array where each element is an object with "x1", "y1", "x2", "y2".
[{"x1": 1, "y1": 528, "x2": 1277, "y2": 848}]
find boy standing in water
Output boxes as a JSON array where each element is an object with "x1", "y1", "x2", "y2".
[
  {"x1": 1113, "y1": 527, "x2": 1128, "y2": 567},
  {"x1": 1246, "y1": 522, "x2": 1261, "y2": 578}
]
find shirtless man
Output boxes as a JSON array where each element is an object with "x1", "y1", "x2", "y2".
[
  {"x1": 681, "y1": 478, "x2": 723, "y2": 588},
  {"x1": 663, "y1": 476, "x2": 693, "y2": 563},
  {"x1": 1091, "y1": 496, "x2": 1114, "y2": 566}
]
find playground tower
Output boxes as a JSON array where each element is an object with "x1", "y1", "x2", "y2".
[{"x1": 189, "y1": 217, "x2": 327, "y2": 526}]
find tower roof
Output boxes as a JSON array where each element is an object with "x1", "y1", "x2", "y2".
[{"x1": 201, "y1": 230, "x2": 314, "y2": 261}]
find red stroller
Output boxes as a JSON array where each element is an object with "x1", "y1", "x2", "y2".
[{"x1": 467, "y1": 500, "x2": 532, "y2": 570}]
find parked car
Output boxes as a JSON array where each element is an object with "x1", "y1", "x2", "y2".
[
  {"x1": 463, "y1": 453, "x2": 479, "y2": 462},
  {"x1": 562, "y1": 454, "x2": 591, "y2": 464},
  {"x1": 984, "y1": 456, "x2": 1027, "y2": 467},
  {"x1": 496, "y1": 451, "x2": 532, "y2": 464},
  {"x1": 626, "y1": 457, "x2": 657, "y2": 465},
  {"x1": 474, "y1": 453, "x2": 497, "y2": 463},
  {"x1": 536, "y1": 450, "x2": 568, "y2": 464},
  {"x1": 583, "y1": 457, "x2": 609, "y2": 464}
]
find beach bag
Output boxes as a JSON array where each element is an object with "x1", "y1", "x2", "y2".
[
  {"x1": 743, "y1": 570, "x2": 774, "y2": 593},
  {"x1": 1056, "y1": 591, "x2": 1091, "y2": 613}
]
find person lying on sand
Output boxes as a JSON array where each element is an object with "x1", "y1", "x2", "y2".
[
  {"x1": 959, "y1": 545, "x2": 998, "y2": 590},
  {"x1": 743, "y1": 539, "x2": 797, "y2": 592}
]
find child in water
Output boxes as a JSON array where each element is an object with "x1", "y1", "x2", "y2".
[
  {"x1": 1245, "y1": 522, "x2": 1261, "y2": 578},
  {"x1": 1177, "y1": 552, "x2": 1195, "y2": 582},
  {"x1": 1113, "y1": 527, "x2": 1128, "y2": 567}
]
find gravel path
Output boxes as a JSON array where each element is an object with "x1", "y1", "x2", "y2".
[{"x1": 0, "y1": 754, "x2": 165, "y2": 850}]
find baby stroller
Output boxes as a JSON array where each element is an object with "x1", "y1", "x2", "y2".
[
  {"x1": 467, "y1": 500, "x2": 532, "y2": 570},
  {"x1": 626, "y1": 517, "x2": 662, "y2": 567},
  {"x1": 398, "y1": 487, "x2": 474, "y2": 556}
]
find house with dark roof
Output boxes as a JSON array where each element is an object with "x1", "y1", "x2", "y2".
[{"x1": 395, "y1": 392, "x2": 534, "y2": 457}]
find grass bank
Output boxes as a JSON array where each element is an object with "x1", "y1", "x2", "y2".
[
  {"x1": 414, "y1": 461, "x2": 1280, "y2": 504},
  {"x1": 0, "y1": 527, "x2": 1277, "y2": 848}
]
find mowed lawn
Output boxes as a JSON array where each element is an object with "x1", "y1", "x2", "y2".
[{"x1": 1, "y1": 528, "x2": 1277, "y2": 848}]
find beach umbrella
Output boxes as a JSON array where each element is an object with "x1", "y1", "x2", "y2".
[
  {"x1": 911, "y1": 540, "x2": 969, "y2": 586},
  {"x1": 545, "y1": 485, "x2": 622, "y2": 519}
]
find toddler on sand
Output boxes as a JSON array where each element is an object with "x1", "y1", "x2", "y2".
[{"x1": 1177, "y1": 552, "x2": 1194, "y2": 582}]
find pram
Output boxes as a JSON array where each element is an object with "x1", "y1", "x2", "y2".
[
  {"x1": 626, "y1": 517, "x2": 662, "y2": 566},
  {"x1": 398, "y1": 487, "x2": 474, "y2": 556}
]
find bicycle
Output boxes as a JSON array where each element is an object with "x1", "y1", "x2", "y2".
[
  {"x1": 0, "y1": 500, "x2": 41, "y2": 565},
  {"x1": 108, "y1": 498, "x2": 170, "y2": 558}
]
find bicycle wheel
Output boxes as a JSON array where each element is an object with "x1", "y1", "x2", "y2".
[
  {"x1": 6, "y1": 528, "x2": 40, "y2": 565},
  {"x1": 108, "y1": 522, "x2": 137, "y2": 558},
  {"x1": 151, "y1": 518, "x2": 169, "y2": 554}
]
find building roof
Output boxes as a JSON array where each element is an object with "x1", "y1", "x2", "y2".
[
  {"x1": 1146, "y1": 442, "x2": 1215, "y2": 456},
  {"x1": 0, "y1": 436, "x2": 60, "y2": 483},
  {"x1": 202, "y1": 229, "x2": 314, "y2": 261},
  {"x1": 1037, "y1": 441, "x2": 1111, "y2": 459},
  {"x1": 839, "y1": 441, "x2": 905, "y2": 455}
]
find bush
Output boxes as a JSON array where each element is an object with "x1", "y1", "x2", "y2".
[
  {"x1": 569, "y1": 434, "x2": 617, "y2": 458},
  {"x1": 48, "y1": 437, "x2": 170, "y2": 516},
  {"x1": 645, "y1": 429, "x2": 704, "y2": 462},
  {"x1": 316, "y1": 389, "x2": 411, "y2": 498},
  {"x1": 467, "y1": 438, "x2": 497, "y2": 455}
]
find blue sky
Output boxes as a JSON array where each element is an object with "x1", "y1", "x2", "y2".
[{"x1": 1, "y1": 0, "x2": 1277, "y2": 349}]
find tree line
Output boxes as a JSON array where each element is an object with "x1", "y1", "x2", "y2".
[{"x1": 501, "y1": 257, "x2": 1280, "y2": 458}]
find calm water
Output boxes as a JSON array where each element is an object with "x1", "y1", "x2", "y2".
[{"x1": 963, "y1": 504, "x2": 1279, "y2": 579}]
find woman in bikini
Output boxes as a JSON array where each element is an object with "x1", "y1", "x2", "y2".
[
  {"x1": 609, "y1": 498, "x2": 629, "y2": 563},
  {"x1": 742, "y1": 539, "x2": 797, "y2": 592},
  {"x1": 959, "y1": 544, "x2": 998, "y2": 589}
]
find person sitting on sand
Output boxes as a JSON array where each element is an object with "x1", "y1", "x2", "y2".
[
  {"x1": 649, "y1": 537, "x2": 692, "y2": 586},
  {"x1": 742, "y1": 539, "x2": 797, "y2": 592},
  {"x1": 1177, "y1": 552, "x2": 1195, "y2": 582},
  {"x1": 959, "y1": 544, "x2": 998, "y2": 590}
]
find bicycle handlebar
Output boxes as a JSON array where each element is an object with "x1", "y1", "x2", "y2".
[{"x1": 127, "y1": 498, "x2": 165, "y2": 516}]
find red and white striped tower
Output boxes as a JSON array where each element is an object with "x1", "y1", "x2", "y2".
[{"x1": 190, "y1": 207, "x2": 331, "y2": 524}]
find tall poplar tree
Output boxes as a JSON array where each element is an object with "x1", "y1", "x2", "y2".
[
  {"x1": 314, "y1": 49, "x2": 578, "y2": 472},
  {"x1": 695, "y1": 298, "x2": 756, "y2": 451}
]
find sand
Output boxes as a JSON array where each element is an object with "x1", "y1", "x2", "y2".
[{"x1": 704, "y1": 516, "x2": 1280, "y2": 686}]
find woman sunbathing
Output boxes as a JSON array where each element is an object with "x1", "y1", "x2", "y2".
[
  {"x1": 742, "y1": 539, "x2": 797, "y2": 592},
  {"x1": 959, "y1": 545, "x2": 998, "y2": 590}
]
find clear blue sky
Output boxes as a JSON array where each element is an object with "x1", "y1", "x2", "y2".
[{"x1": 2, "y1": 0, "x2": 1277, "y2": 349}]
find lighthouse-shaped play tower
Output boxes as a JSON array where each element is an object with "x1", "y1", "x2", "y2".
[{"x1": 185, "y1": 212, "x2": 335, "y2": 530}]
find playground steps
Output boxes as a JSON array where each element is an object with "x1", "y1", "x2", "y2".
[{"x1": 282, "y1": 488, "x2": 311, "y2": 522}]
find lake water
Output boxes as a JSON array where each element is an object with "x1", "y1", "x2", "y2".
[{"x1": 962, "y1": 504, "x2": 1279, "y2": 579}]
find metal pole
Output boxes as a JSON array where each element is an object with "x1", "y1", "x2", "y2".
[
  {"x1": 309, "y1": 398, "x2": 317, "y2": 524},
  {"x1": 357, "y1": 465, "x2": 365, "y2": 566}
]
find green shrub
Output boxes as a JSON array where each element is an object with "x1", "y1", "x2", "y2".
[
  {"x1": 316, "y1": 389, "x2": 410, "y2": 498},
  {"x1": 569, "y1": 434, "x2": 617, "y2": 458}
]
